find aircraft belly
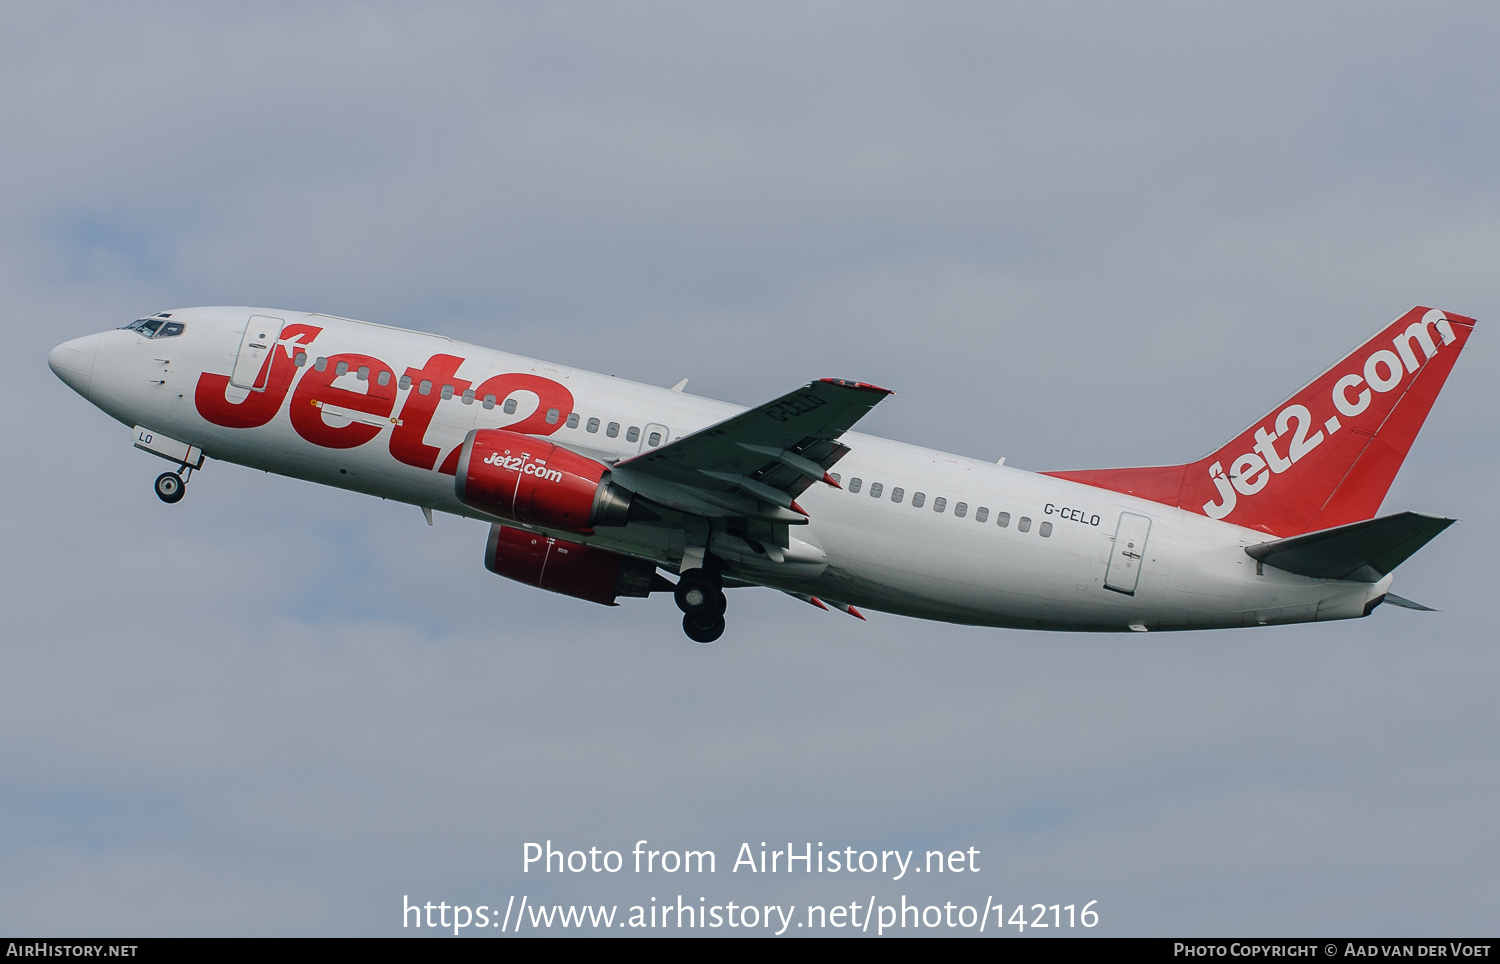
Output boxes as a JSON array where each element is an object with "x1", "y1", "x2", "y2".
[
  {"x1": 801, "y1": 497, "x2": 1363, "y2": 632},
  {"x1": 803, "y1": 501, "x2": 1161, "y2": 630}
]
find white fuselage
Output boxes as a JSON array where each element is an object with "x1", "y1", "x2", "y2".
[{"x1": 50, "y1": 307, "x2": 1388, "y2": 632}]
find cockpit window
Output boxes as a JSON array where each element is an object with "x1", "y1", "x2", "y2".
[{"x1": 121, "y1": 318, "x2": 185, "y2": 338}]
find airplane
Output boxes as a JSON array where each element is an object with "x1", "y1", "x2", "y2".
[{"x1": 47, "y1": 305, "x2": 1474, "y2": 643}]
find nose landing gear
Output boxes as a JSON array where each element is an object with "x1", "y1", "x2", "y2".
[
  {"x1": 154, "y1": 467, "x2": 189, "y2": 504},
  {"x1": 134, "y1": 428, "x2": 204, "y2": 504},
  {"x1": 675, "y1": 566, "x2": 726, "y2": 643}
]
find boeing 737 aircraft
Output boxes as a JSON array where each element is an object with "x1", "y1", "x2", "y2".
[{"x1": 48, "y1": 306, "x2": 1473, "y2": 642}]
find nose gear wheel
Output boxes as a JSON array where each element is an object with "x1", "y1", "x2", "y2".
[{"x1": 154, "y1": 471, "x2": 186, "y2": 504}]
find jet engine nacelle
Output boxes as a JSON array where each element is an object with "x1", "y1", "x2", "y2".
[
  {"x1": 455, "y1": 428, "x2": 634, "y2": 533},
  {"x1": 483, "y1": 524, "x2": 663, "y2": 606}
]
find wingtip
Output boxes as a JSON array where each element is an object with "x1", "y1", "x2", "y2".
[{"x1": 819, "y1": 377, "x2": 894, "y2": 395}]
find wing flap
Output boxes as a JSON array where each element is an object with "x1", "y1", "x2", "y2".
[{"x1": 1244, "y1": 511, "x2": 1454, "y2": 582}]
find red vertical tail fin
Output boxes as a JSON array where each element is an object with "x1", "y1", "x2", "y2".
[{"x1": 1044, "y1": 307, "x2": 1476, "y2": 536}]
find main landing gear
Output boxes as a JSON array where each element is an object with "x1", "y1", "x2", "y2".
[
  {"x1": 675, "y1": 566, "x2": 726, "y2": 643},
  {"x1": 154, "y1": 466, "x2": 192, "y2": 504}
]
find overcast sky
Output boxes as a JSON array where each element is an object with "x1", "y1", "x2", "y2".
[{"x1": 2, "y1": 1, "x2": 1496, "y2": 936}]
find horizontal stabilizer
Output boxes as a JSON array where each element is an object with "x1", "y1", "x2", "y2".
[
  {"x1": 1381, "y1": 592, "x2": 1437, "y2": 612},
  {"x1": 1245, "y1": 511, "x2": 1454, "y2": 582}
]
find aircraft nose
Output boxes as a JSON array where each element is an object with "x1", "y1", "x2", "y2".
[{"x1": 48, "y1": 332, "x2": 103, "y2": 399}]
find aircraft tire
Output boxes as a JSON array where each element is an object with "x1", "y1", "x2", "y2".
[
  {"x1": 682, "y1": 612, "x2": 725, "y2": 643},
  {"x1": 674, "y1": 568, "x2": 723, "y2": 614},
  {"x1": 155, "y1": 472, "x2": 186, "y2": 504}
]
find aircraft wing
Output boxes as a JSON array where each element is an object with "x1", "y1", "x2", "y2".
[{"x1": 609, "y1": 378, "x2": 892, "y2": 523}]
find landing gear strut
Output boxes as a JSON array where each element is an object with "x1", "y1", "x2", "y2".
[
  {"x1": 154, "y1": 467, "x2": 189, "y2": 504},
  {"x1": 675, "y1": 566, "x2": 726, "y2": 643}
]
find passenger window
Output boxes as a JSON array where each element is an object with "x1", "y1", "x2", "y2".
[
  {"x1": 1039, "y1": 521, "x2": 1053, "y2": 537},
  {"x1": 399, "y1": 375, "x2": 411, "y2": 390},
  {"x1": 567, "y1": 413, "x2": 580, "y2": 429},
  {"x1": 418, "y1": 380, "x2": 432, "y2": 396},
  {"x1": 1018, "y1": 516, "x2": 1032, "y2": 533},
  {"x1": 830, "y1": 473, "x2": 841, "y2": 485},
  {"x1": 954, "y1": 502, "x2": 967, "y2": 518},
  {"x1": 891, "y1": 487, "x2": 904, "y2": 503},
  {"x1": 607, "y1": 422, "x2": 620, "y2": 438},
  {"x1": 997, "y1": 511, "x2": 1010, "y2": 527},
  {"x1": 441, "y1": 384, "x2": 454, "y2": 400},
  {"x1": 482, "y1": 394, "x2": 496, "y2": 409},
  {"x1": 357, "y1": 365, "x2": 369, "y2": 381},
  {"x1": 648, "y1": 431, "x2": 661, "y2": 446},
  {"x1": 586, "y1": 417, "x2": 600, "y2": 433},
  {"x1": 869, "y1": 482, "x2": 883, "y2": 498},
  {"x1": 545, "y1": 408, "x2": 559, "y2": 424},
  {"x1": 849, "y1": 478, "x2": 862, "y2": 493},
  {"x1": 934, "y1": 497, "x2": 947, "y2": 513},
  {"x1": 294, "y1": 351, "x2": 307, "y2": 367},
  {"x1": 626, "y1": 426, "x2": 640, "y2": 442},
  {"x1": 314, "y1": 357, "x2": 327, "y2": 372},
  {"x1": 336, "y1": 360, "x2": 349, "y2": 376},
  {"x1": 976, "y1": 507, "x2": 989, "y2": 523},
  {"x1": 462, "y1": 389, "x2": 475, "y2": 404},
  {"x1": 503, "y1": 398, "x2": 518, "y2": 415},
  {"x1": 912, "y1": 492, "x2": 926, "y2": 508}
]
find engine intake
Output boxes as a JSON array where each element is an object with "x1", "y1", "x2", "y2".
[
  {"x1": 456, "y1": 428, "x2": 634, "y2": 533},
  {"x1": 483, "y1": 524, "x2": 666, "y2": 606}
]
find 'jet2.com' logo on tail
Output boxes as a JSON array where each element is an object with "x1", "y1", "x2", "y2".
[{"x1": 1201, "y1": 309, "x2": 1461, "y2": 522}]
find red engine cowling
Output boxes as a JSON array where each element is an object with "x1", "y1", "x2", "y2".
[
  {"x1": 455, "y1": 428, "x2": 633, "y2": 533},
  {"x1": 483, "y1": 524, "x2": 661, "y2": 606}
]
